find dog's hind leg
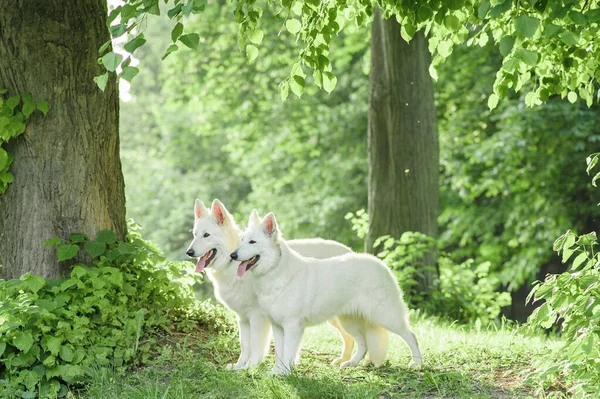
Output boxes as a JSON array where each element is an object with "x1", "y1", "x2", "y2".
[
  {"x1": 364, "y1": 324, "x2": 388, "y2": 367},
  {"x1": 370, "y1": 303, "x2": 422, "y2": 367},
  {"x1": 328, "y1": 317, "x2": 354, "y2": 365},
  {"x1": 247, "y1": 311, "x2": 272, "y2": 368},
  {"x1": 337, "y1": 315, "x2": 367, "y2": 368},
  {"x1": 227, "y1": 317, "x2": 251, "y2": 370}
]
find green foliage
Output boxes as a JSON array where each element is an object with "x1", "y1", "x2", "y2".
[
  {"x1": 525, "y1": 230, "x2": 600, "y2": 397},
  {"x1": 437, "y1": 41, "x2": 600, "y2": 290},
  {"x1": 0, "y1": 220, "x2": 229, "y2": 398},
  {"x1": 108, "y1": 0, "x2": 600, "y2": 105},
  {"x1": 346, "y1": 211, "x2": 511, "y2": 324},
  {"x1": 526, "y1": 159, "x2": 600, "y2": 397},
  {"x1": 0, "y1": 90, "x2": 48, "y2": 194}
]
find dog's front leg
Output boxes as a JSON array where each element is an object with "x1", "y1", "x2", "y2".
[
  {"x1": 279, "y1": 324, "x2": 304, "y2": 375},
  {"x1": 247, "y1": 312, "x2": 271, "y2": 368},
  {"x1": 226, "y1": 317, "x2": 251, "y2": 370},
  {"x1": 270, "y1": 324, "x2": 285, "y2": 375}
]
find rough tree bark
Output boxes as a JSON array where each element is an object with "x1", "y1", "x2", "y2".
[
  {"x1": 367, "y1": 10, "x2": 439, "y2": 291},
  {"x1": 0, "y1": 0, "x2": 126, "y2": 279}
]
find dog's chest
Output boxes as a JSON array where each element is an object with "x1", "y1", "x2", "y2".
[{"x1": 209, "y1": 271, "x2": 258, "y2": 314}]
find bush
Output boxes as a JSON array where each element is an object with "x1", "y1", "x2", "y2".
[
  {"x1": 375, "y1": 232, "x2": 511, "y2": 324},
  {"x1": 0, "y1": 220, "x2": 230, "y2": 398},
  {"x1": 525, "y1": 230, "x2": 600, "y2": 398},
  {"x1": 345, "y1": 210, "x2": 511, "y2": 324}
]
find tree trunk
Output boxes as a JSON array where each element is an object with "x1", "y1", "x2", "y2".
[
  {"x1": 367, "y1": 10, "x2": 439, "y2": 291},
  {"x1": 0, "y1": 0, "x2": 126, "y2": 279}
]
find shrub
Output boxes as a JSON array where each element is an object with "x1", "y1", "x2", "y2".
[
  {"x1": 345, "y1": 210, "x2": 511, "y2": 324},
  {"x1": 0, "y1": 220, "x2": 229, "y2": 398},
  {"x1": 525, "y1": 230, "x2": 600, "y2": 397},
  {"x1": 375, "y1": 232, "x2": 511, "y2": 324}
]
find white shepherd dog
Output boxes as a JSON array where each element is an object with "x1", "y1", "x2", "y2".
[
  {"x1": 231, "y1": 212, "x2": 422, "y2": 375},
  {"x1": 186, "y1": 199, "x2": 388, "y2": 370}
]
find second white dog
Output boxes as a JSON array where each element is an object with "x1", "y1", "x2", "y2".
[{"x1": 231, "y1": 212, "x2": 422, "y2": 374}]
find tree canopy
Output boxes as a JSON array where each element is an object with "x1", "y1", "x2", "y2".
[{"x1": 104, "y1": 0, "x2": 599, "y2": 107}]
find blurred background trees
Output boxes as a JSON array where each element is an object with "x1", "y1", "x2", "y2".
[{"x1": 120, "y1": 5, "x2": 600, "y2": 321}]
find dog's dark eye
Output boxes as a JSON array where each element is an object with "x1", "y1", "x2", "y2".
[
  {"x1": 249, "y1": 240, "x2": 256, "y2": 244},
  {"x1": 203, "y1": 232, "x2": 210, "y2": 238}
]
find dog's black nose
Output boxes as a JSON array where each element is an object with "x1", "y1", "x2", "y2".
[
  {"x1": 230, "y1": 252, "x2": 238, "y2": 260},
  {"x1": 186, "y1": 249, "x2": 195, "y2": 257}
]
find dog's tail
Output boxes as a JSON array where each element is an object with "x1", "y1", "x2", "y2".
[{"x1": 366, "y1": 325, "x2": 388, "y2": 366}]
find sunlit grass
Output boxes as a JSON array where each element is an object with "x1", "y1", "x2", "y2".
[{"x1": 78, "y1": 311, "x2": 557, "y2": 398}]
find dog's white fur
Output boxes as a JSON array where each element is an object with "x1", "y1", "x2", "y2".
[
  {"x1": 186, "y1": 199, "x2": 385, "y2": 369},
  {"x1": 233, "y1": 212, "x2": 422, "y2": 375}
]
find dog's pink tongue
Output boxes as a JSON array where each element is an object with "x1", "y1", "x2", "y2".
[
  {"x1": 195, "y1": 254, "x2": 208, "y2": 273},
  {"x1": 237, "y1": 260, "x2": 250, "y2": 277}
]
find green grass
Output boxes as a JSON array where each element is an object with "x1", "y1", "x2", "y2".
[{"x1": 77, "y1": 311, "x2": 557, "y2": 399}]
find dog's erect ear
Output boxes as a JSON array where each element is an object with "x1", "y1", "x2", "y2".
[
  {"x1": 211, "y1": 199, "x2": 230, "y2": 226},
  {"x1": 195, "y1": 199, "x2": 209, "y2": 219},
  {"x1": 262, "y1": 212, "x2": 278, "y2": 237},
  {"x1": 248, "y1": 209, "x2": 261, "y2": 227}
]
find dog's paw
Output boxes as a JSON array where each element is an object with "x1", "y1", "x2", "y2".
[
  {"x1": 331, "y1": 357, "x2": 344, "y2": 366},
  {"x1": 340, "y1": 360, "x2": 359, "y2": 368},
  {"x1": 362, "y1": 358, "x2": 373, "y2": 367},
  {"x1": 225, "y1": 363, "x2": 236, "y2": 371},
  {"x1": 225, "y1": 362, "x2": 247, "y2": 371},
  {"x1": 408, "y1": 358, "x2": 423, "y2": 368}
]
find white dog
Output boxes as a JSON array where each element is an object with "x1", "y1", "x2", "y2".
[
  {"x1": 231, "y1": 212, "x2": 422, "y2": 375},
  {"x1": 186, "y1": 199, "x2": 387, "y2": 369}
]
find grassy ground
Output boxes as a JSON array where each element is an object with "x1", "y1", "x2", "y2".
[{"x1": 76, "y1": 307, "x2": 557, "y2": 399}]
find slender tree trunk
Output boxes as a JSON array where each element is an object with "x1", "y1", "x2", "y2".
[
  {"x1": 367, "y1": 10, "x2": 439, "y2": 291},
  {"x1": 0, "y1": 0, "x2": 126, "y2": 279}
]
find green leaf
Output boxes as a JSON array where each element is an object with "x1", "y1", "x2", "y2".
[
  {"x1": 576, "y1": 232, "x2": 597, "y2": 246},
  {"x1": 24, "y1": 274, "x2": 46, "y2": 293},
  {"x1": 0, "y1": 342, "x2": 6, "y2": 357},
  {"x1": 514, "y1": 15, "x2": 539, "y2": 38},
  {"x1": 478, "y1": 0, "x2": 491, "y2": 19},
  {"x1": 179, "y1": 33, "x2": 200, "y2": 49},
  {"x1": 499, "y1": 35, "x2": 515, "y2": 57},
  {"x1": 69, "y1": 233, "x2": 86, "y2": 243},
  {"x1": 571, "y1": 252, "x2": 588, "y2": 270},
  {"x1": 96, "y1": 229, "x2": 117, "y2": 244},
  {"x1": 322, "y1": 72, "x2": 337, "y2": 93},
  {"x1": 567, "y1": 91, "x2": 577, "y2": 103},
  {"x1": 487, "y1": 93, "x2": 499, "y2": 110},
  {"x1": 416, "y1": 5, "x2": 433, "y2": 23},
  {"x1": 98, "y1": 39, "x2": 111, "y2": 55},
  {"x1": 401, "y1": 21, "x2": 416, "y2": 42},
  {"x1": 84, "y1": 241, "x2": 106, "y2": 257},
  {"x1": 46, "y1": 336, "x2": 62, "y2": 356},
  {"x1": 121, "y1": 66, "x2": 140, "y2": 82},
  {"x1": 6, "y1": 95, "x2": 20, "y2": 111},
  {"x1": 285, "y1": 19, "x2": 302, "y2": 34},
  {"x1": 94, "y1": 73, "x2": 109, "y2": 92},
  {"x1": 248, "y1": 28, "x2": 264, "y2": 45},
  {"x1": 544, "y1": 23, "x2": 561, "y2": 38},
  {"x1": 246, "y1": 44, "x2": 259, "y2": 62},
  {"x1": 36, "y1": 101, "x2": 49, "y2": 115},
  {"x1": 560, "y1": 31, "x2": 579, "y2": 46},
  {"x1": 290, "y1": 75, "x2": 305, "y2": 98},
  {"x1": 59, "y1": 345, "x2": 74, "y2": 362},
  {"x1": 516, "y1": 49, "x2": 538, "y2": 66},
  {"x1": 171, "y1": 23, "x2": 184, "y2": 42},
  {"x1": 280, "y1": 81, "x2": 290, "y2": 101},
  {"x1": 101, "y1": 52, "x2": 123, "y2": 72},
  {"x1": 43, "y1": 237, "x2": 61, "y2": 247},
  {"x1": 13, "y1": 332, "x2": 34, "y2": 352},
  {"x1": 162, "y1": 44, "x2": 179, "y2": 60},
  {"x1": 22, "y1": 102, "x2": 35, "y2": 118},
  {"x1": 587, "y1": 154, "x2": 599, "y2": 174},
  {"x1": 124, "y1": 35, "x2": 147, "y2": 54},
  {"x1": 444, "y1": 15, "x2": 460, "y2": 31},
  {"x1": 568, "y1": 10, "x2": 587, "y2": 25},
  {"x1": 57, "y1": 244, "x2": 79, "y2": 261}
]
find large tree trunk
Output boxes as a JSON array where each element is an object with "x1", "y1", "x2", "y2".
[
  {"x1": 0, "y1": 0, "x2": 126, "y2": 279},
  {"x1": 367, "y1": 10, "x2": 439, "y2": 291}
]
